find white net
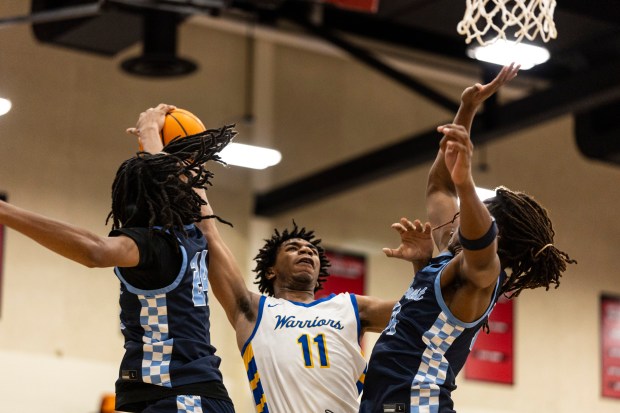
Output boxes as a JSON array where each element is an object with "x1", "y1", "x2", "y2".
[{"x1": 457, "y1": 0, "x2": 557, "y2": 46}]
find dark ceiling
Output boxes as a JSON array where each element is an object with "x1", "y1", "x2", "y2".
[{"x1": 5, "y1": 0, "x2": 620, "y2": 215}]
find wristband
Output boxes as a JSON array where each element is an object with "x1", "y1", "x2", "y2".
[{"x1": 458, "y1": 219, "x2": 498, "y2": 250}]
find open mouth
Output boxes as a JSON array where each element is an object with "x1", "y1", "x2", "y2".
[{"x1": 296, "y1": 258, "x2": 314, "y2": 268}]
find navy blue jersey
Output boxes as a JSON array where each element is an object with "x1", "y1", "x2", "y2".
[
  {"x1": 360, "y1": 252, "x2": 505, "y2": 413},
  {"x1": 112, "y1": 225, "x2": 230, "y2": 412}
]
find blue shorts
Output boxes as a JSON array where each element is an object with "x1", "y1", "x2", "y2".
[{"x1": 141, "y1": 395, "x2": 235, "y2": 413}]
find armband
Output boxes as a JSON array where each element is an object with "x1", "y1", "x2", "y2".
[{"x1": 458, "y1": 219, "x2": 498, "y2": 250}]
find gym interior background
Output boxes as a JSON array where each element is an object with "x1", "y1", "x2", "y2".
[{"x1": 0, "y1": 1, "x2": 619, "y2": 412}]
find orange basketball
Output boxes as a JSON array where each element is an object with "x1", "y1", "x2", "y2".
[
  {"x1": 137, "y1": 108, "x2": 206, "y2": 151},
  {"x1": 160, "y1": 108, "x2": 206, "y2": 146}
]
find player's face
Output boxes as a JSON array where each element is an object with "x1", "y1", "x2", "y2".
[{"x1": 270, "y1": 238, "x2": 321, "y2": 288}]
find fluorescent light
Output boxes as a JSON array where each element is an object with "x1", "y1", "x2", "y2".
[
  {"x1": 475, "y1": 187, "x2": 496, "y2": 201},
  {"x1": 0, "y1": 98, "x2": 12, "y2": 116},
  {"x1": 467, "y1": 40, "x2": 550, "y2": 70},
  {"x1": 457, "y1": 187, "x2": 496, "y2": 204},
  {"x1": 219, "y1": 142, "x2": 282, "y2": 170}
]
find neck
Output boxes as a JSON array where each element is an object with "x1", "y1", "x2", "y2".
[{"x1": 275, "y1": 287, "x2": 315, "y2": 303}]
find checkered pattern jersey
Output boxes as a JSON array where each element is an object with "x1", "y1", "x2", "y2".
[
  {"x1": 242, "y1": 293, "x2": 367, "y2": 413},
  {"x1": 114, "y1": 225, "x2": 224, "y2": 399},
  {"x1": 360, "y1": 252, "x2": 505, "y2": 413}
]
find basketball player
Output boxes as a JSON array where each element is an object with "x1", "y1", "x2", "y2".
[
  {"x1": 203, "y1": 217, "x2": 431, "y2": 413},
  {"x1": 359, "y1": 65, "x2": 577, "y2": 412},
  {"x1": 126, "y1": 103, "x2": 431, "y2": 413},
  {"x1": 0, "y1": 104, "x2": 236, "y2": 412}
]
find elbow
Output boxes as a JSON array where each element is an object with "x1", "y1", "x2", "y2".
[
  {"x1": 81, "y1": 252, "x2": 107, "y2": 268},
  {"x1": 80, "y1": 240, "x2": 115, "y2": 268}
]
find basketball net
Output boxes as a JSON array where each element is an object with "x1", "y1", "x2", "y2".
[{"x1": 457, "y1": 0, "x2": 557, "y2": 46}]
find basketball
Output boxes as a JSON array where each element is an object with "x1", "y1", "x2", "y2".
[
  {"x1": 138, "y1": 108, "x2": 206, "y2": 150},
  {"x1": 161, "y1": 108, "x2": 206, "y2": 145}
]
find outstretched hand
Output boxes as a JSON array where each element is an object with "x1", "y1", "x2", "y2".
[
  {"x1": 461, "y1": 63, "x2": 520, "y2": 109},
  {"x1": 436, "y1": 124, "x2": 473, "y2": 186},
  {"x1": 127, "y1": 103, "x2": 177, "y2": 153},
  {"x1": 127, "y1": 103, "x2": 176, "y2": 137},
  {"x1": 383, "y1": 218, "x2": 433, "y2": 267}
]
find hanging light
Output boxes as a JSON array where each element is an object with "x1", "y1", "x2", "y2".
[
  {"x1": 0, "y1": 98, "x2": 12, "y2": 116},
  {"x1": 467, "y1": 39, "x2": 550, "y2": 70},
  {"x1": 219, "y1": 142, "x2": 282, "y2": 170}
]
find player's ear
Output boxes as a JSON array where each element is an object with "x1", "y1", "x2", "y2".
[{"x1": 266, "y1": 268, "x2": 276, "y2": 280}]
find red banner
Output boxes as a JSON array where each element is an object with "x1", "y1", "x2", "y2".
[
  {"x1": 316, "y1": 249, "x2": 365, "y2": 298},
  {"x1": 464, "y1": 295, "x2": 514, "y2": 384},
  {"x1": 324, "y1": 0, "x2": 380, "y2": 13},
  {"x1": 0, "y1": 192, "x2": 5, "y2": 318},
  {"x1": 602, "y1": 294, "x2": 620, "y2": 398}
]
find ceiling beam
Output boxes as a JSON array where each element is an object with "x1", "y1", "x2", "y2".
[
  {"x1": 287, "y1": 15, "x2": 460, "y2": 113},
  {"x1": 254, "y1": 59, "x2": 620, "y2": 216}
]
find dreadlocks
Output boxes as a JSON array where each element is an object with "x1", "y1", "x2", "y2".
[
  {"x1": 253, "y1": 222, "x2": 331, "y2": 296},
  {"x1": 486, "y1": 186, "x2": 577, "y2": 297},
  {"x1": 106, "y1": 125, "x2": 236, "y2": 234}
]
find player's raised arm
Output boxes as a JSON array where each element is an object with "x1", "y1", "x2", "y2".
[
  {"x1": 439, "y1": 124, "x2": 500, "y2": 289},
  {"x1": 0, "y1": 200, "x2": 138, "y2": 268},
  {"x1": 427, "y1": 63, "x2": 519, "y2": 251},
  {"x1": 195, "y1": 194, "x2": 260, "y2": 347}
]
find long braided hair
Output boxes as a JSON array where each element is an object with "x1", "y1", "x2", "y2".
[
  {"x1": 106, "y1": 125, "x2": 236, "y2": 233},
  {"x1": 253, "y1": 222, "x2": 331, "y2": 296},
  {"x1": 486, "y1": 186, "x2": 577, "y2": 297}
]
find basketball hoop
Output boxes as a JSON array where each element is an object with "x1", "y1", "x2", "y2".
[{"x1": 457, "y1": 0, "x2": 557, "y2": 46}]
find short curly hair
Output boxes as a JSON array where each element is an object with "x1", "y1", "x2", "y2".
[{"x1": 253, "y1": 222, "x2": 331, "y2": 296}]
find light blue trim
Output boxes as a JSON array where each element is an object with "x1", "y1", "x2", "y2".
[
  {"x1": 434, "y1": 264, "x2": 502, "y2": 328},
  {"x1": 115, "y1": 243, "x2": 189, "y2": 295}
]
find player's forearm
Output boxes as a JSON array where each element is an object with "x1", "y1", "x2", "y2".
[
  {"x1": 205, "y1": 227, "x2": 254, "y2": 326},
  {"x1": 427, "y1": 150, "x2": 455, "y2": 196},
  {"x1": 452, "y1": 102, "x2": 479, "y2": 135},
  {"x1": 138, "y1": 124, "x2": 164, "y2": 153},
  {"x1": 0, "y1": 200, "x2": 107, "y2": 267},
  {"x1": 454, "y1": 179, "x2": 499, "y2": 277},
  {"x1": 427, "y1": 100, "x2": 479, "y2": 194}
]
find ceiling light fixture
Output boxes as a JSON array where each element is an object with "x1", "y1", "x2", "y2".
[
  {"x1": 467, "y1": 39, "x2": 550, "y2": 70},
  {"x1": 0, "y1": 98, "x2": 12, "y2": 116},
  {"x1": 219, "y1": 143, "x2": 282, "y2": 170},
  {"x1": 457, "y1": 187, "x2": 497, "y2": 205},
  {"x1": 475, "y1": 187, "x2": 496, "y2": 201}
]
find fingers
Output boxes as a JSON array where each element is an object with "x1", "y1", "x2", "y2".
[
  {"x1": 391, "y1": 218, "x2": 430, "y2": 234},
  {"x1": 421, "y1": 221, "x2": 432, "y2": 234},
  {"x1": 445, "y1": 140, "x2": 468, "y2": 156},
  {"x1": 154, "y1": 103, "x2": 177, "y2": 114},
  {"x1": 494, "y1": 62, "x2": 520, "y2": 85},
  {"x1": 382, "y1": 247, "x2": 396, "y2": 257},
  {"x1": 437, "y1": 124, "x2": 471, "y2": 148},
  {"x1": 437, "y1": 124, "x2": 467, "y2": 134},
  {"x1": 126, "y1": 127, "x2": 139, "y2": 136}
]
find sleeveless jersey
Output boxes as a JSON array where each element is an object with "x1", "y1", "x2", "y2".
[
  {"x1": 242, "y1": 293, "x2": 367, "y2": 413},
  {"x1": 360, "y1": 252, "x2": 505, "y2": 413},
  {"x1": 113, "y1": 225, "x2": 229, "y2": 411}
]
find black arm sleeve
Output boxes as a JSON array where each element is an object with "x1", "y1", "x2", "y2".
[{"x1": 109, "y1": 228, "x2": 182, "y2": 290}]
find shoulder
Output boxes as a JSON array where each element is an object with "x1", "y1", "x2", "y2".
[{"x1": 112, "y1": 227, "x2": 181, "y2": 270}]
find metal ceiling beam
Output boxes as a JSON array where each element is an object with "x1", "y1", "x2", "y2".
[
  {"x1": 287, "y1": 15, "x2": 460, "y2": 113},
  {"x1": 254, "y1": 59, "x2": 620, "y2": 217},
  {"x1": 320, "y1": 7, "x2": 468, "y2": 60}
]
